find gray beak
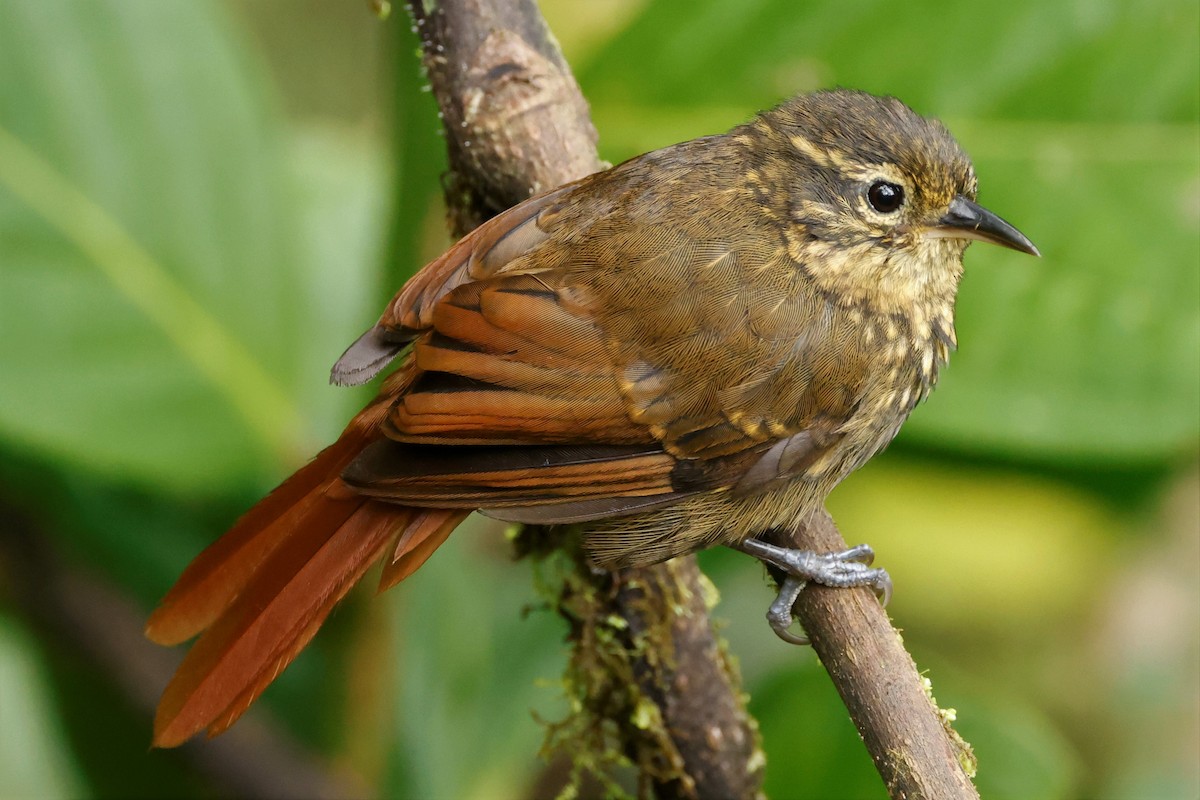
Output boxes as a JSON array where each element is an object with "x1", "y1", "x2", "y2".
[{"x1": 930, "y1": 195, "x2": 1040, "y2": 256}]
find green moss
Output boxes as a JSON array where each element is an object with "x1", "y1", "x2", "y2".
[{"x1": 520, "y1": 528, "x2": 689, "y2": 797}]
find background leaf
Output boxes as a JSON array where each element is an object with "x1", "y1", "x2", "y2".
[{"x1": 0, "y1": 0, "x2": 313, "y2": 492}]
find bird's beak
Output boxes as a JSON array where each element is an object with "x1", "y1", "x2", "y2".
[{"x1": 927, "y1": 195, "x2": 1040, "y2": 256}]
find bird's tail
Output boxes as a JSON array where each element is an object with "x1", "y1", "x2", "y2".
[{"x1": 145, "y1": 392, "x2": 468, "y2": 747}]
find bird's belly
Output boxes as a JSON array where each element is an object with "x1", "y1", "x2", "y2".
[
  {"x1": 582, "y1": 368, "x2": 928, "y2": 568},
  {"x1": 580, "y1": 468, "x2": 838, "y2": 568}
]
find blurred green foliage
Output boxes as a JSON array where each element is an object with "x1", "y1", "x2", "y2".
[{"x1": 0, "y1": 1, "x2": 1196, "y2": 799}]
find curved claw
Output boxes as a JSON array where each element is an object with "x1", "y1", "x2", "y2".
[
  {"x1": 873, "y1": 570, "x2": 893, "y2": 607},
  {"x1": 767, "y1": 575, "x2": 811, "y2": 645},
  {"x1": 769, "y1": 618, "x2": 812, "y2": 646}
]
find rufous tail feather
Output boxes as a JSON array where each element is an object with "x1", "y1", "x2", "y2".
[{"x1": 147, "y1": 396, "x2": 467, "y2": 746}]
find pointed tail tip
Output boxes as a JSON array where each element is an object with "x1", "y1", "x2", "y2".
[
  {"x1": 144, "y1": 604, "x2": 200, "y2": 647},
  {"x1": 143, "y1": 609, "x2": 171, "y2": 646},
  {"x1": 150, "y1": 664, "x2": 252, "y2": 749},
  {"x1": 151, "y1": 707, "x2": 199, "y2": 749}
]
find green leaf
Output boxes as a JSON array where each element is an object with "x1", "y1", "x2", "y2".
[
  {"x1": 951, "y1": 686, "x2": 1083, "y2": 800},
  {"x1": 285, "y1": 125, "x2": 392, "y2": 444},
  {"x1": 578, "y1": 0, "x2": 1198, "y2": 124},
  {"x1": 0, "y1": 0, "x2": 315, "y2": 492},
  {"x1": 577, "y1": 0, "x2": 1200, "y2": 464},
  {"x1": 906, "y1": 122, "x2": 1200, "y2": 463},
  {"x1": 751, "y1": 661, "x2": 884, "y2": 799}
]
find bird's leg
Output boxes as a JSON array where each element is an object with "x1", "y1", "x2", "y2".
[{"x1": 734, "y1": 538, "x2": 893, "y2": 646}]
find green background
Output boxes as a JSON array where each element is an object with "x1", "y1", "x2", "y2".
[{"x1": 0, "y1": 0, "x2": 1196, "y2": 797}]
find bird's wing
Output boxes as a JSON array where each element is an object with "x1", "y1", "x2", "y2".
[
  {"x1": 342, "y1": 269, "x2": 737, "y2": 516},
  {"x1": 343, "y1": 256, "x2": 868, "y2": 522},
  {"x1": 339, "y1": 144, "x2": 872, "y2": 521},
  {"x1": 330, "y1": 181, "x2": 579, "y2": 386}
]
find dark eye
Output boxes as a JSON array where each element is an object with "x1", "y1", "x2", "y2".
[{"x1": 867, "y1": 181, "x2": 905, "y2": 213}]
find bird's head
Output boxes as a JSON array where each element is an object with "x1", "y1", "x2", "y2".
[{"x1": 754, "y1": 90, "x2": 1038, "y2": 315}]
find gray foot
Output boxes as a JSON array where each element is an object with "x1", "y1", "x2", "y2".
[{"x1": 734, "y1": 539, "x2": 892, "y2": 646}]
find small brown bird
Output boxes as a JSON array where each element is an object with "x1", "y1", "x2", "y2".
[{"x1": 145, "y1": 89, "x2": 1037, "y2": 747}]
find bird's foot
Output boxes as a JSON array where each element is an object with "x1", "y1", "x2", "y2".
[{"x1": 734, "y1": 538, "x2": 892, "y2": 646}]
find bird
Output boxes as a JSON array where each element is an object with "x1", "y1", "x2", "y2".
[{"x1": 145, "y1": 88, "x2": 1038, "y2": 747}]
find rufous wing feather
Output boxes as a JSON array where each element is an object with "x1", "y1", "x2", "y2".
[
  {"x1": 381, "y1": 184, "x2": 573, "y2": 334},
  {"x1": 330, "y1": 183, "x2": 576, "y2": 387},
  {"x1": 378, "y1": 508, "x2": 471, "y2": 592}
]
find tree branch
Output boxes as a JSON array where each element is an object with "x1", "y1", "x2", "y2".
[{"x1": 407, "y1": 0, "x2": 601, "y2": 231}]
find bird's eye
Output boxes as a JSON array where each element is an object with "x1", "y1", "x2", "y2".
[{"x1": 867, "y1": 181, "x2": 905, "y2": 214}]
